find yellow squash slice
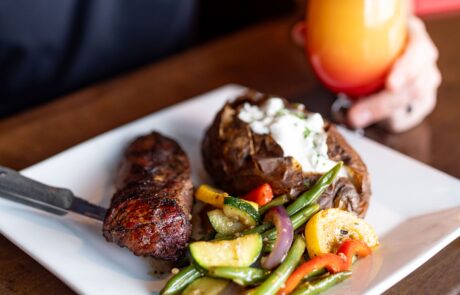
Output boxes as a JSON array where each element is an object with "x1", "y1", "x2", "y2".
[
  {"x1": 305, "y1": 208, "x2": 379, "y2": 258},
  {"x1": 195, "y1": 184, "x2": 229, "y2": 208}
]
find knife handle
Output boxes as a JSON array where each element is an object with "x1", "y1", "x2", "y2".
[{"x1": 0, "y1": 166, "x2": 74, "y2": 215}]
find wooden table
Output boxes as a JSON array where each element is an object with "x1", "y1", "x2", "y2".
[{"x1": 0, "y1": 12, "x2": 459, "y2": 295}]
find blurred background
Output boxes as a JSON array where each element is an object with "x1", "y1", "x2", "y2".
[
  {"x1": 0, "y1": 0, "x2": 296, "y2": 118},
  {"x1": 0, "y1": 0, "x2": 459, "y2": 118}
]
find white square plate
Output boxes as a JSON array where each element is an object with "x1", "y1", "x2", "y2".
[{"x1": 0, "y1": 85, "x2": 459, "y2": 295}]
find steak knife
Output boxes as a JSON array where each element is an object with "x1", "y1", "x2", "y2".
[{"x1": 0, "y1": 166, "x2": 107, "y2": 221}]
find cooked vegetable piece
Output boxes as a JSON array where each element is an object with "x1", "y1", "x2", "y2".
[
  {"x1": 223, "y1": 197, "x2": 260, "y2": 226},
  {"x1": 290, "y1": 203, "x2": 320, "y2": 231},
  {"x1": 286, "y1": 162, "x2": 343, "y2": 216},
  {"x1": 243, "y1": 183, "x2": 274, "y2": 206},
  {"x1": 182, "y1": 277, "x2": 229, "y2": 295},
  {"x1": 303, "y1": 268, "x2": 327, "y2": 280},
  {"x1": 263, "y1": 204, "x2": 319, "y2": 241},
  {"x1": 277, "y1": 254, "x2": 346, "y2": 295},
  {"x1": 336, "y1": 239, "x2": 372, "y2": 269},
  {"x1": 243, "y1": 223, "x2": 272, "y2": 235},
  {"x1": 208, "y1": 267, "x2": 270, "y2": 286},
  {"x1": 246, "y1": 200, "x2": 261, "y2": 211},
  {"x1": 263, "y1": 240, "x2": 275, "y2": 253},
  {"x1": 201, "y1": 94, "x2": 371, "y2": 218},
  {"x1": 160, "y1": 265, "x2": 202, "y2": 295},
  {"x1": 261, "y1": 206, "x2": 293, "y2": 270},
  {"x1": 259, "y1": 194, "x2": 290, "y2": 215},
  {"x1": 208, "y1": 209, "x2": 246, "y2": 235},
  {"x1": 250, "y1": 235, "x2": 306, "y2": 295},
  {"x1": 190, "y1": 234, "x2": 263, "y2": 270},
  {"x1": 291, "y1": 271, "x2": 352, "y2": 295},
  {"x1": 213, "y1": 232, "x2": 234, "y2": 240},
  {"x1": 305, "y1": 208, "x2": 379, "y2": 258},
  {"x1": 219, "y1": 203, "x2": 318, "y2": 241},
  {"x1": 195, "y1": 184, "x2": 228, "y2": 208},
  {"x1": 216, "y1": 221, "x2": 271, "y2": 241}
]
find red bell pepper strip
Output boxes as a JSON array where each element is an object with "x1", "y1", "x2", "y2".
[
  {"x1": 277, "y1": 254, "x2": 346, "y2": 295},
  {"x1": 277, "y1": 240, "x2": 373, "y2": 295},
  {"x1": 336, "y1": 239, "x2": 372, "y2": 270},
  {"x1": 243, "y1": 183, "x2": 274, "y2": 206}
]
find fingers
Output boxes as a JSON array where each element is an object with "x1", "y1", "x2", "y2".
[
  {"x1": 291, "y1": 22, "x2": 306, "y2": 47},
  {"x1": 348, "y1": 16, "x2": 441, "y2": 131},
  {"x1": 408, "y1": 16, "x2": 439, "y2": 62},
  {"x1": 380, "y1": 88, "x2": 437, "y2": 133},
  {"x1": 347, "y1": 87, "x2": 411, "y2": 128},
  {"x1": 349, "y1": 61, "x2": 441, "y2": 131},
  {"x1": 384, "y1": 62, "x2": 440, "y2": 132},
  {"x1": 386, "y1": 17, "x2": 439, "y2": 91}
]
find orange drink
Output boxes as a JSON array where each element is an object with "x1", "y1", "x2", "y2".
[{"x1": 306, "y1": 0, "x2": 408, "y2": 97}]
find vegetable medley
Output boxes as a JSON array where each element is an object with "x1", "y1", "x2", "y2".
[{"x1": 160, "y1": 162, "x2": 379, "y2": 295}]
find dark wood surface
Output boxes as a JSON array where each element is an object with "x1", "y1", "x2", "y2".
[{"x1": 0, "y1": 12, "x2": 459, "y2": 295}]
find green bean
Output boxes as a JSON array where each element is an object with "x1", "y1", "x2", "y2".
[
  {"x1": 262, "y1": 204, "x2": 319, "y2": 253},
  {"x1": 218, "y1": 163, "x2": 341, "y2": 242},
  {"x1": 291, "y1": 271, "x2": 352, "y2": 295},
  {"x1": 242, "y1": 171, "x2": 330, "y2": 240},
  {"x1": 242, "y1": 223, "x2": 273, "y2": 235},
  {"x1": 262, "y1": 204, "x2": 320, "y2": 241},
  {"x1": 216, "y1": 222, "x2": 274, "y2": 241},
  {"x1": 213, "y1": 232, "x2": 234, "y2": 240},
  {"x1": 250, "y1": 235, "x2": 306, "y2": 295},
  {"x1": 304, "y1": 268, "x2": 327, "y2": 280},
  {"x1": 263, "y1": 240, "x2": 275, "y2": 253},
  {"x1": 259, "y1": 194, "x2": 290, "y2": 215},
  {"x1": 160, "y1": 265, "x2": 202, "y2": 295},
  {"x1": 215, "y1": 196, "x2": 289, "y2": 240},
  {"x1": 214, "y1": 221, "x2": 274, "y2": 241},
  {"x1": 208, "y1": 267, "x2": 270, "y2": 286},
  {"x1": 286, "y1": 161, "x2": 343, "y2": 216},
  {"x1": 291, "y1": 204, "x2": 320, "y2": 230},
  {"x1": 247, "y1": 162, "x2": 341, "y2": 239}
]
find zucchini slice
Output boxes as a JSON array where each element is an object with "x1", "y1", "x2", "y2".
[
  {"x1": 208, "y1": 209, "x2": 247, "y2": 235},
  {"x1": 182, "y1": 277, "x2": 229, "y2": 295},
  {"x1": 190, "y1": 234, "x2": 263, "y2": 269},
  {"x1": 223, "y1": 197, "x2": 260, "y2": 226}
]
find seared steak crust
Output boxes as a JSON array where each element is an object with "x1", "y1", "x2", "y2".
[{"x1": 103, "y1": 132, "x2": 193, "y2": 261}]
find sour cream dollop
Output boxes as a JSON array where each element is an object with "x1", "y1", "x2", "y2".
[{"x1": 238, "y1": 98, "x2": 338, "y2": 173}]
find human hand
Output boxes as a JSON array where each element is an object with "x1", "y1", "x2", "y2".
[{"x1": 292, "y1": 16, "x2": 441, "y2": 133}]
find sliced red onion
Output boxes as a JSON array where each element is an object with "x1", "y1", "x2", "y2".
[{"x1": 261, "y1": 206, "x2": 294, "y2": 269}]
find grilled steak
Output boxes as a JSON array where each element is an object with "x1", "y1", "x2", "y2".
[{"x1": 103, "y1": 131, "x2": 193, "y2": 261}]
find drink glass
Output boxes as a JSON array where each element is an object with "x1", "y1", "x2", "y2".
[{"x1": 305, "y1": 0, "x2": 408, "y2": 99}]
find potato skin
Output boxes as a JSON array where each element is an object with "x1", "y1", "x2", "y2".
[{"x1": 201, "y1": 91, "x2": 371, "y2": 217}]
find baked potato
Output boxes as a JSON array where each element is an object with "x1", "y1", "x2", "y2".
[{"x1": 201, "y1": 90, "x2": 371, "y2": 217}]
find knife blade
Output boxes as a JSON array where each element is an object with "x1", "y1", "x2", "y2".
[{"x1": 0, "y1": 166, "x2": 107, "y2": 221}]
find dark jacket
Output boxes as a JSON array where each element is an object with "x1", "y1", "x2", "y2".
[{"x1": 0, "y1": 0, "x2": 196, "y2": 117}]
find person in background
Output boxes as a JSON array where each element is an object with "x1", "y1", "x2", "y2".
[
  {"x1": 292, "y1": 14, "x2": 441, "y2": 133},
  {"x1": 0, "y1": 0, "x2": 292, "y2": 117},
  {"x1": 1, "y1": 0, "x2": 440, "y2": 134},
  {"x1": 0, "y1": 1, "x2": 193, "y2": 117}
]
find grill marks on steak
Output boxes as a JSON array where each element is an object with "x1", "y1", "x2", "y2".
[{"x1": 103, "y1": 132, "x2": 193, "y2": 261}]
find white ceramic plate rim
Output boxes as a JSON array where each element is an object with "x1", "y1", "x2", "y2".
[{"x1": 0, "y1": 84, "x2": 459, "y2": 295}]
